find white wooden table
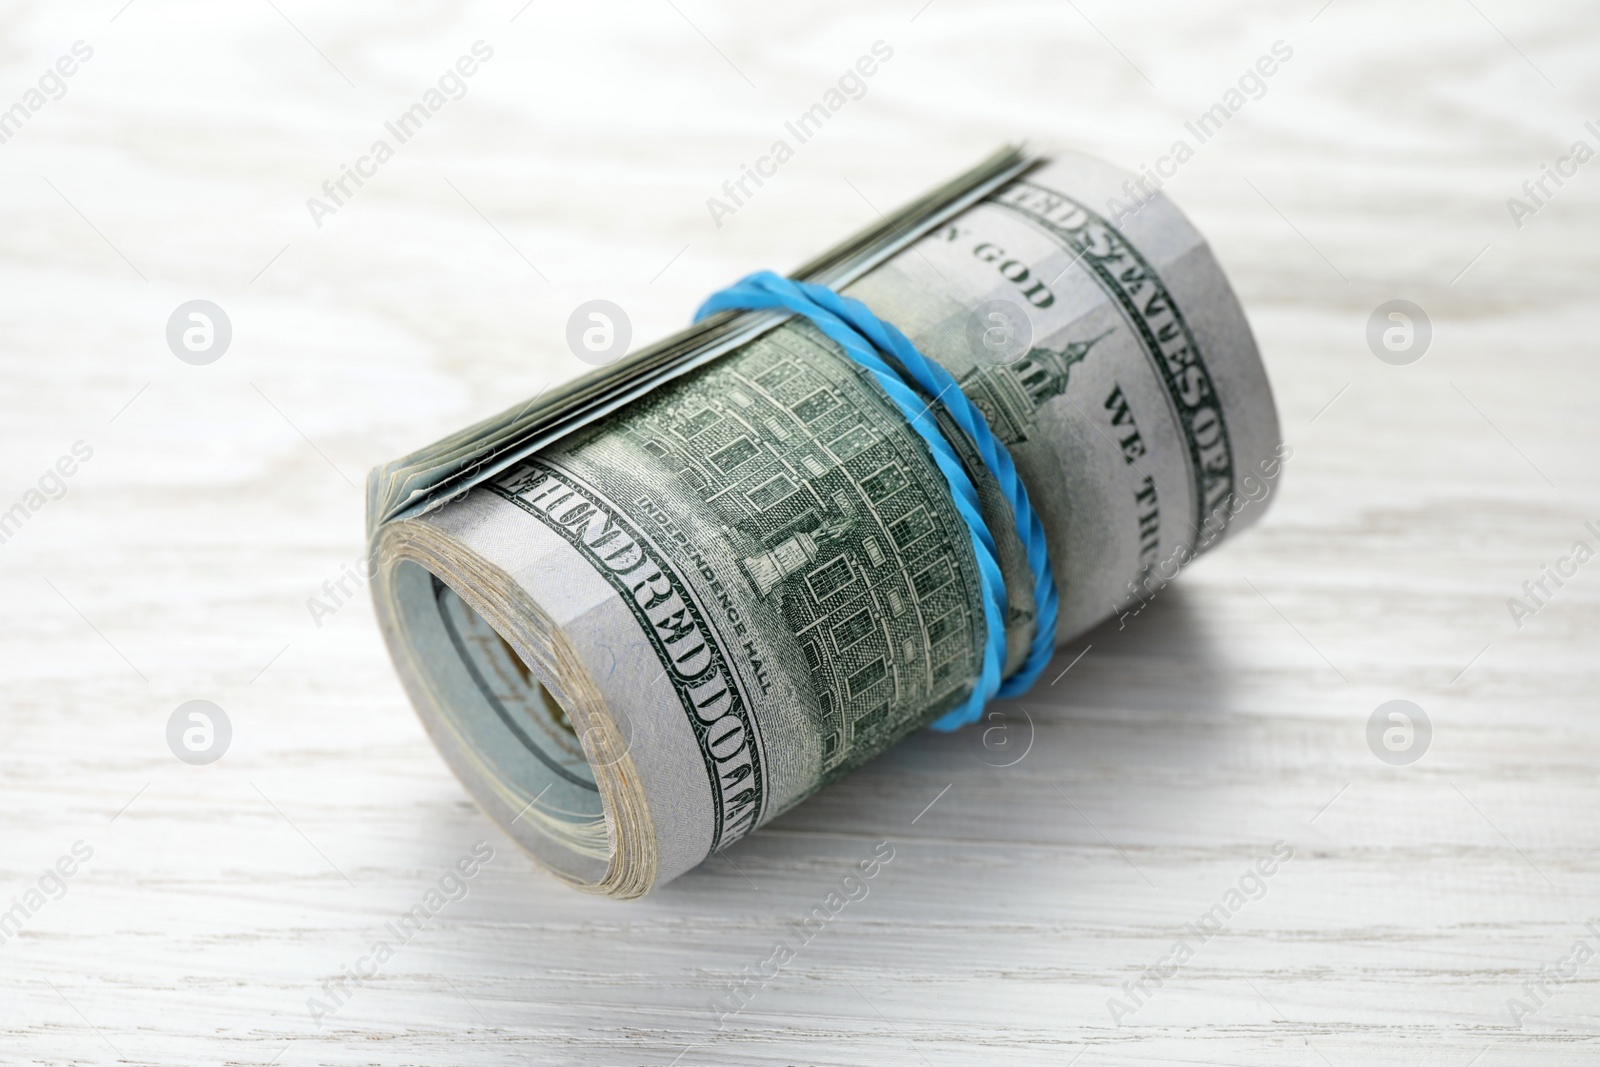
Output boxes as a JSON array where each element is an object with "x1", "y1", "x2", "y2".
[{"x1": 3, "y1": 1, "x2": 1597, "y2": 1063}]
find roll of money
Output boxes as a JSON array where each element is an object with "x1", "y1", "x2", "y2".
[{"x1": 368, "y1": 148, "x2": 1282, "y2": 897}]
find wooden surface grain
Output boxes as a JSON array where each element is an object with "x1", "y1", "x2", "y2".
[{"x1": 3, "y1": 1, "x2": 1598, "y2": 1063}]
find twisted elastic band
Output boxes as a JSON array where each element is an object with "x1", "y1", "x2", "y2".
[{"x1": 695, "y1": 271, "x2": 1059, "y2": 730}]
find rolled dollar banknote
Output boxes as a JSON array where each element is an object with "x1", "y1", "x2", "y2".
[{"x1": 369, "y1": 148, "x2": 1282, "y2": 897}]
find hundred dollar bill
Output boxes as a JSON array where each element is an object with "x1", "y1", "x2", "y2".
[{"x1": 369, "y1": 148, "x2": 1282, "y2": 897}]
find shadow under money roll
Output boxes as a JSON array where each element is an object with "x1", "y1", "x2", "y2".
[{"x1": 369, "y1": 147, "x2": 1283, "y2": 898}]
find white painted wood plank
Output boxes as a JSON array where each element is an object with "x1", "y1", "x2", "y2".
[{"x1": 2, "y1": 1, "x2": 1597, "y2": 1064}]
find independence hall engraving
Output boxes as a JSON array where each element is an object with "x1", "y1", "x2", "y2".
[{"x1": 624, "y1": 322, "x2": 983, "y2": 775}]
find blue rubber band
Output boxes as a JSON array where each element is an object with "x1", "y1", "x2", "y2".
[{"x1": 694, "y1": 271, "x2": 1060, "y2": 730}]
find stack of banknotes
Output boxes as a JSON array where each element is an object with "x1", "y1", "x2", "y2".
[{"x1": 366, "y1": 147, "x2": 1282, "y2": 897}]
